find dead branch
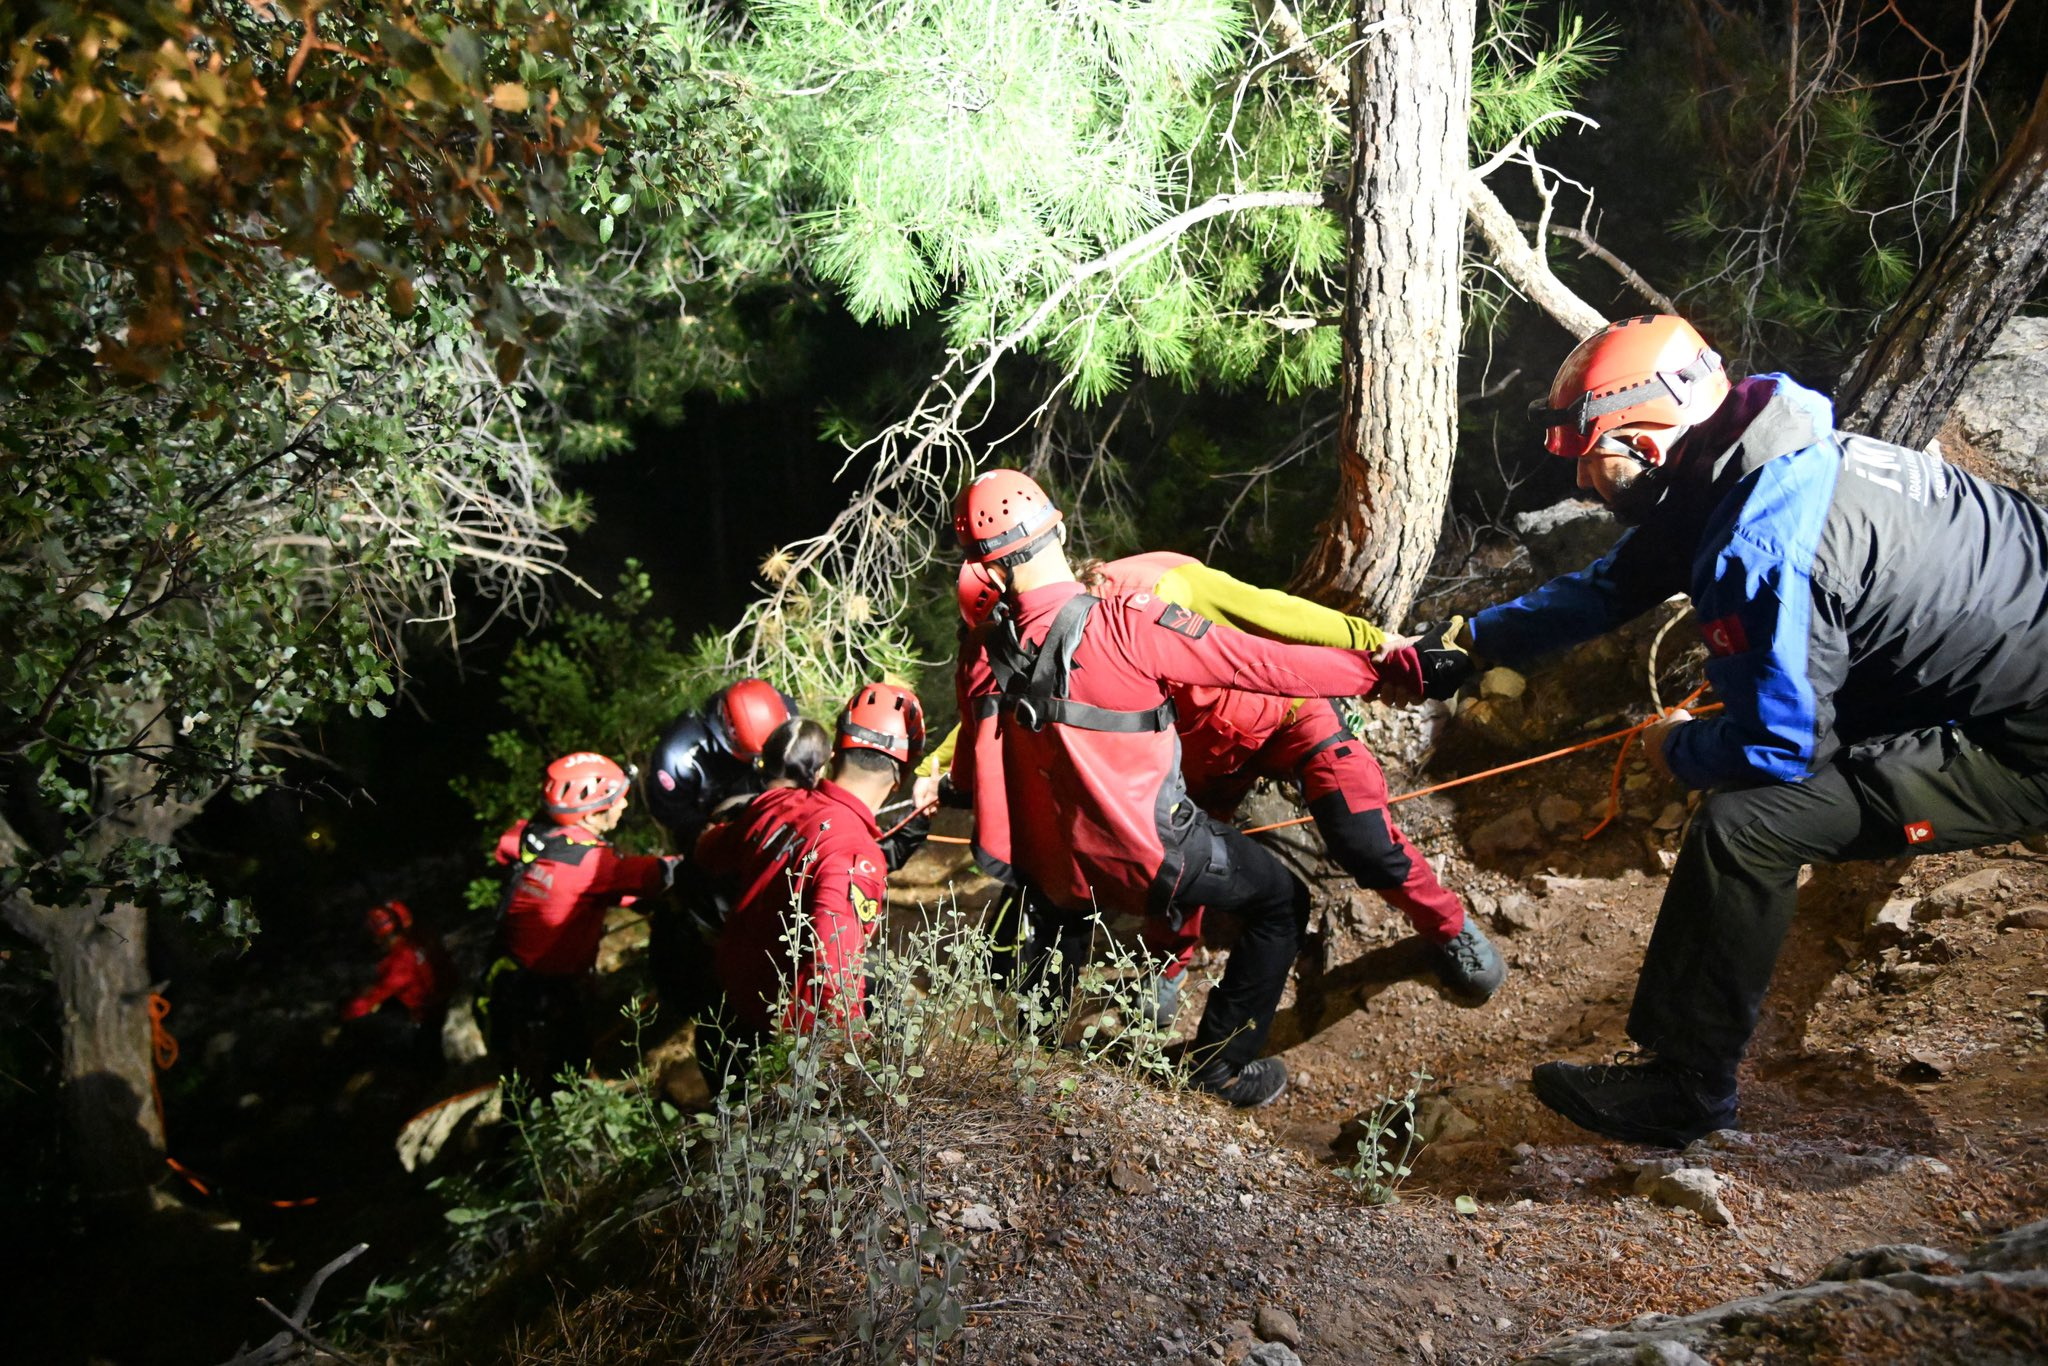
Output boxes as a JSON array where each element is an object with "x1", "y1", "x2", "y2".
[{"x1": 217, "y1": 1243, "x2": 369, "y2": 1366}]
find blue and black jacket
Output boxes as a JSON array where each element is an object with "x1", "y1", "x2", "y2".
[{"x1": 1473, "y1": 375, "x2": 2048, "y2": 788}]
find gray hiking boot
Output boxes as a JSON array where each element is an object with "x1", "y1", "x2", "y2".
[
  {"x1": 1191, "y1": 1056, "x2": 1289, "y2": 1108},
  {"x1": 1433, "y1": 918, "x2": 1506, "y2": 1005},
  {"x1": 1140, "y1": 970, "x2": 1184, "y2": 1029}
]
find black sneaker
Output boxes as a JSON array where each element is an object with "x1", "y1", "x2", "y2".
[
  {"x1": 1191, "y1": 1056, "x2": 1288, "y2": 1108},
  {"x1": 1531, "y1": 1055, "x2": 1737, "y2": 1148},
  {"x1": 1433, "y1": 918, "x2": 1506, "y2": 1005}
]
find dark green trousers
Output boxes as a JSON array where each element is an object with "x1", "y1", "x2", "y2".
[{"x1": 1630, "y1": 724, "x2": 2048, "y2": 1085}]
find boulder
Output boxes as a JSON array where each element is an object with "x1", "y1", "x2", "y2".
[
  {"x1": 1998, "y1": 906, "x2": 2048, "y2": 932},
  {"x1": 1950, "y1": 315, "x2": 2048, "y2": 500},
  {"x1": 1515, "y1": 499, "x2": 1624, "y2": 579},
  {"x1": 1537, "y1": 794, "x2": 1585, "y2": 834},
  {"x1": 1470, "y1": 808, "x2": 1543, "y2": 862},
  {"x1": 1253, "y1": 1305, "x2": 1302, "y2": 1347}
]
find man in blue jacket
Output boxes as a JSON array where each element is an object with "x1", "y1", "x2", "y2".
[{"x1": 1462, "y1": 314, "x2": 2048, "y2": 1147}]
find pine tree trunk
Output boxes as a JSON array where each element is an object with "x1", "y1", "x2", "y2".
[
  {"x1": 1837, "y1": 70, "x2": 2048, "y2": 448},
  {"x1": 1292, "y1": 0, "x2": 1474, "y2": 627}
]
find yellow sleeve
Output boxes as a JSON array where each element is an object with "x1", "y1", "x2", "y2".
[
  {"x1": 917, "y1": 722, "x2": 961, "y2": 779},
  {"x1": 1154, "y1": 562, "x2": 1387, "y2": 650}
]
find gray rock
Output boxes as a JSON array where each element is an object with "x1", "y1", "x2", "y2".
[
  {"x1": 1951, "y1": 315, "x2": 2048, "y2": 500},
  {"x1": 1536, "y1": 794, "x2": 1585, "y2": 833},
  {"x1": 1815, "y1": 1243, "x2": 1958, "y2": 1282},
  {"x1": 1867, "y1": 896, "x2": 1919, "y2": 941},
  {"x1": 1917, "y1": 866, "x2": 2014, "y2": 919},
  {"x1": 1965, "y1": 1216, "x2": 2048, "y2": 1272},
  {"x1": 1516, "y1": 499, "x2": 1624, "y2": 578},
  {"x1": 1495, "y1": 892, "x2": 1555, "y2": 934},
  {"x1": 1470, "y1": 808, "x2": 1543, "y2": 862},
  {"x1": 1253, "y1": 1304, "x2": 1302, "y2": 1346},
  {"x1": 1634, "y1": 1344, "x2": 1710, "y2": 1366},
  {"x1": 1246, "y1": 1345, "x2": 1303, "y2": 1366},
  {"x1": 1636, "y1": 1166, "x2": 1733, "y2": 1227},
  {"x1": 1998, "y1": 905, "x2": 2048, "y2": 931}
]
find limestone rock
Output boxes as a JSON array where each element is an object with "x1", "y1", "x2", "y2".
[
  {"x1": 1245, "y1": 1344, "x2": 1303, "y2": 1366},
  {"x1": 1816, "y1": 1243, "x2": 1959, "y2": 1281},
  {"x1": 1414, "y1": 1095, "x2": 1482, "y2": 1146},
  {"x1": 1253, "y1": 1305, "x2": 1302, "y2": 1346},
  {"x1": 1867, "y1": 896, "x2": 1919, "y2": 941},
  {"x1": 1537, "y1": 794, "x2": 1585, "y2": 833},
  {"x1": 1480, "y1": 667, "x2": 1528, "y2": 701},
  {"x1": 1998, "y1": 905, "x2": 2048, "y2": 932},
  {"x1": 1494, "y1": 892, "x2": 1555, "y2": 934},
  {"x1": 1515, "y1": 499, "x2": 1624, "y2": 579},
  {"x1": 1470, "y1": 808, "x2": 1543, "y2": 862},
  {"x1": 1951, "y1": 314, "x2": 2048, "y2": 501},
  {"x1": 1917, "y1": 866, "x2": 2014, "y2": 919}
]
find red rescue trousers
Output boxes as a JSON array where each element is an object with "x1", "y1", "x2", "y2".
[{"x1": 1144, "y1": 699, "x2": 1464, "y2": 976}]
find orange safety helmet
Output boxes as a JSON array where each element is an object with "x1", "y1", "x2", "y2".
[
  {"x1": 543, "y1": 751, "x2": 632, "y2": 823},
  {"x1": 1530, "y1": 315, "x2": 1730, "y2": 462},
  {"x1": 365, "y1": 899, "x2": 413, "y2": 937},
  {"x1": 953, "y1": 469, "x2": 1063, "y2": 568},
  {"x1": 957, "y1": 560, "x2": 1003, "y2": 629},
  {"x1": 836, "y1": 683, "x2": 925, "y2": 765},
  {"x1": 709, "y1": 678, "x2": 798, "y2": 762}
]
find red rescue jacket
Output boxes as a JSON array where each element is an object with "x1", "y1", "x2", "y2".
[
  {"x1": 972, "y1": 579, "x2": 1404, "y2": 916},
  {"x1": 494, "y1": 819, "x2": 670, "y2": 977},
  {"x1": 696, "y1": 781, "x2": 889, "y2": 1036},
  {"x1": 343, "y1": 931, "x2": 455, "y2": 1023}
]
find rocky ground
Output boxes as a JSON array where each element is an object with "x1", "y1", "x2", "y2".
[{"x1": 870, "y1": 573, "x2": 2048, "y2": 1364}]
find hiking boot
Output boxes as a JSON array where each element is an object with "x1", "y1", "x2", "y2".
[
  {"x1": 1432, "y1": 918, "x2": 1506, "y2": 1005},
  {"x1": 1191, "y1": 1056, "x2": 1289, "y2": 1108},
  {"x1": 1531, "y1": 1055, "x2": 1738, "y2": 1148}
]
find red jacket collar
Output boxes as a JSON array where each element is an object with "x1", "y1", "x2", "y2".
[{"x1": 816, "y1": 779, "x2": 882, "y2": 836}]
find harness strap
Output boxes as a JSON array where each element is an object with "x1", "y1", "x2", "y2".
[{"x1": 994, "y1": 593, "x2": 1176, "y2": 734}]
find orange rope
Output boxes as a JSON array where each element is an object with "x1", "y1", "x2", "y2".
[
  {"x1": 1581, "y1": 686, "x2": 1714, "y2": 841},
  {"x1": 150, "y1": 991, "x2": 319, "y2": 1208},
  {"x1": 1238, "y1": 695, "x2": 1721, "y2": 837}
]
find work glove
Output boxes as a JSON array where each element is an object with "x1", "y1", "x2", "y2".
[
  {"x1": 878, "y1": 811, "x2": 933, "y2": 872},
  {"x1": 1410, "y1": 616, "x2": 1477, "y2": 700},
  {"x1": 936, "y1": 773, "x2": 972, "y2": 809}
]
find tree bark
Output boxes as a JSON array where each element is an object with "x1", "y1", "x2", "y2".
[
  {"x1": 1837, "y1": 70, "x2": 2048, "y2": 448},
  {"x1": 4, "y1": 894, "x2": 165, "y2": 1207},
  {"x1": 1293, "y1": 0, "x2": 1475, "y2": 626}
]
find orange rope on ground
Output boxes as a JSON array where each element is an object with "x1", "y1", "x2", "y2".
[
  {"x1": 1580, "y1": 685, "x2": 1714, "y2": 841},
  {"x1": 151, "y1": 990, "x2": 319, "y2": 1209},
  {"x1": 1238, "y1": 695, "x2": 1721, "y2": 838}
]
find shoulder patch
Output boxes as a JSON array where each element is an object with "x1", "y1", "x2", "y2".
[
  {"x1": 1701, "y1": 613, "x2": 1750, "y2": 657},
  {"x1": 1155, "y1": 602, "x2": 1212, "y2": 639},
  {"x1": 850, "y1": 882, "x2": 881, "y2": 924}
]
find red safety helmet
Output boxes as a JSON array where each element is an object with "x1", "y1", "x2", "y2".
[
  {"x1": 365, "y1": 900, "x2": 413, "y2": 937},
  {"x1": 953, "y1": 469, "x2": 1063, "y2": 568},
  {"x1": 957, "y1": 560, "x2": 1003, "y2": 628},
  {"x1": 836, "y1": 683, "x2": 925, "y2": 765},
  {"x1": 543, "y1": 751, "x2": 632, "y2": 823},
  {"x1": 1530, "y1": 315, "x2": 1730, "y2": 462},
  {"x1": 709, "y1": 678, "x2": 797, "y2": 762}
]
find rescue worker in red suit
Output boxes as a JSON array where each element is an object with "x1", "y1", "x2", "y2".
[
  {"x1": 951, "y1": 471, "x2": 1471, "y2": 1106},
  {"x1": 481, "y1": 752, "x2": 676, "y2": 1089},
  {"x1": 955, "y1": 553, "x2": 1505, "y2": 1025},
  {"x1": 693, "y1": 684, "x2": 923, "y2": 1091},
  {"x1": 342, "y1": 899, "x2": 455, "y2": 1070}
]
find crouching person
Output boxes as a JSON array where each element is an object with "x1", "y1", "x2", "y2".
[{"x1": 695, "y1": 684, "x2": 924, "y2": 1092}]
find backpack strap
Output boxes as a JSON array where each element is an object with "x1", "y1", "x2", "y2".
[{"x1": 999, "y1": 593, "x2": 1175, "y2": 734}]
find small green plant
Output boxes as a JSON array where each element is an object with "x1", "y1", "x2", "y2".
[{"x1": 1340, "y1": 1070, "x2": 1433, "y2": 1206}]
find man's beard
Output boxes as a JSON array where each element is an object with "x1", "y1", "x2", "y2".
[{"x1": 1603, "y1": 461, "x2": 1676, "y2": 527}]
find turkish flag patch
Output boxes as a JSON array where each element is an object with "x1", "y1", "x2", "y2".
[
  {"x1": 1155, "y1": 602, "x2": 1212, "y2": 639},
  {"x1": 1904, "y1": 820, "x2": 1935, "y2": 845},
  {"x1": 1701, "y1": 614, "x2": 1750, "y2": 657}
]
